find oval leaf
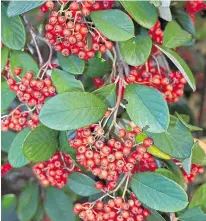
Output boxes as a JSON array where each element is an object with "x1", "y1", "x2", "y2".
[
  {"x1": 1, "y1": 45, "x2": 9, "y2": 72},
  {"x1": 58, "y1": 53, "x2": 85, "y2": 75},
  {"x1": 51, "y1": 69, "x2": 84, "y2": 93},
  {"x1": 131, "y1": 172, "x2": 188, "y2": 212},
  {"x1": 7, "y1": 1, "x2": 45, "y2": 17},
  {"x1": 120, "y1": 34, "x2": 152, "y2": 66},
  {"x1": 173, "y1": 10, "x2": 196, "y2": 37},
  {"x1": 155, "y1": 168, "x2": 185, "y2": 188},
  {"x1": 45, "y1": 187, "x2": 75, "y2": 221},
  {"x1": 163, "y1": 21, "x2": 192, "y2": 48},
  {"x1": 22, "y1": 124, "x2": 58, "y2": 162},
  {"x1": 189, "y1": 184, "x2": 206, "y2": 210},
  {"x1": 179, "y1": 207, "x2": 206, "y2": 221},
  {"x1": 84, "y1": 58, "x2": 112, "y2": 77},
  {"x1": 39, "y1": 92, "x2": 108, "y2": 131},
  {"x1": 93, "y1": 83, "x2": 116, "y2": 108},
  {"x1": 155, "y1": 45, "x2": 196, "y2": 91},
  {"x1": 147, "y1": 117, "x2": 194, "y2": 159},
  {"x1": 10, "y1": 51, "x2": 39, "y2": 78},
  {"x1": 1, "y1": 130, "x2": 16, "y2": 153},
  {"x1": 67, "y1": 172, "x2": 100, "y2": 196},
  {"x1": 120, "y1": 1, "x2": 158, "y2": 29},
  {"x1": 125, "y1": 84, "x2": 169, "y2": 133},
  {"x1": 8, "y1": 128, "x2": 30, "y2": 168},
  {"x1": 1, "y1": 4, "x2": 26, "y2": 50},
  {"x1": 1, "y1": 81, "x2": 16, "y2": 113},
  {"x1": 192, "y1": 142, "x2": 206, "y2": 166},
  {"x1": 59, "y1": 131, "x2": 84, "y2": 171},
  {"x1": 90, "y1": 9, "x2": 134, "y2": 41},
  {"x1": 2, "y1": 194, "x2": 18, "y2": 221},
  {"x1": 17, "y1": 184, "x2": 39, "y2": 221},
  {"x1": 145, "y1": 206, "x2": 166, "y2": 221}
]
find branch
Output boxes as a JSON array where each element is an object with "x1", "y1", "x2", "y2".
[
  {"x1": 115, "y1": 42, "x2": 130, "y2": 77},
  {"x1": 23, "y1": 16, "x2": 44, "y2": 66},
  {"x1": 170, "y1": 212, "x2": 178, "y2": 221}
]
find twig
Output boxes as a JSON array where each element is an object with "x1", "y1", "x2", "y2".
[
  {"x1": 122, "y1": 174, "x2": 130, "y2": 200},
  {"x1": 170, "y1": 212, "x2": 178, "y2": 221},
  {"x1": 23, "y1": 16, "x2": 43, "y2": 66},
  {"x1": 115, "y1": 42, "x2": 130, "y2": 76},
  {"x1": 1, "y1": 103, "x2": 26, "y2": 119}
]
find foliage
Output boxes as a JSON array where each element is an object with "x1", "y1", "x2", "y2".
[{"x1": 1, "y1": 1, "x2": 206, "y2": 221}]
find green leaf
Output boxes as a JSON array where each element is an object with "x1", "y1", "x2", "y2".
[
  {"x1": 145, "y1": 206, "x2": 166, "y2": 221},
  {"x1": 45, "y1": 187, "x2": 75, "y2": 221},
  {"x1": 10, "y1": 51, "x2": 39, "y2": 78},
  {"x1": 51, "y1": 68, "x2": 84, "y2": 93},
  {"x1": 119, "y1": 33, "x2": 152, "y2": 66},
  {"x1": 57, "y1": 53, "x2": 85, "y2": 75},
  {"x1": 155, "y1": 168, "x2": 184, "y2": 188},
  {"x1": 8, "y1": 128, "x2": 30, "y2": 168},
  {"x1": 1, "y1": 4, "x2": 26, "y2": 50},
  {"x1": 1, "y1": 45, "x2": 9, "y2": 72},
  {"x1": 22, "y1": 124, "x2": 58, "y2": 162},
  {"x1": 150, "y1": 0, "x2": 162, "y2": 7},
  {"x1": 189, "y1": 184, "x2": 206, "y2": 211},
  {"x1": 59, "y1": 131, "x2": 84, "y2": 170},
  {"x1": 84, "y1": 58, "x2": 112, "y2": 77},
  {"x1": 173, "y1": 10, "x2": 196, "y2": 37},
  {"x1": 179, "y1": 207, "x2": 206, "y2": 221},
  {"x1": 90, "y1": 9, "x2": 134, "y2": 41},
  {"x1": 1, "y1": 130, "x2": 16, "y2": 152},
  {"x1": 7, "y1": 1, "x2": 45, "y2": 17},
  {"x1": 131, "y1": 172, "x2": 188, "y2": 212},
  {"x1": 2, "y1": 194, "x2": 18, "y2": 221},
  {"x1": 125, "y1": 84, "x2": 169, "y2": 133},
  {"x1": 120, "y1": 1, "x2": 158, "y2": 29},
  {"x1": 182, "y1": 154, "x2": 192, "y2": 175},
  {"x1": 32, "y1": 202, "x2": 44, "y2": 221},
  {"x1": 163, "y1": 21, "x2": 192, "y2": 48},
  {"x1": 155, "y1": 45, "x2": 196, "y2": 91},
  {"x1": 163, "y1": 160, "x2": 186, "y2": 188},
  {"x1": 93, "y1": 83, "x2": 116, "y2": 108},
  {"x1": 40, "y1": 92, "x2": 108, "y2": 131},
  {"x1": 192, "y1": 142, "x2": 206, "y2": 166},
  {"x1": 147, "y1": 116, "x2": 194, "y2": 159},
  {"x1": 1, "y1": 81, "x2": 16, "y2": 113},
  {"x1": 17, "y1": 184, "x2": 39, "y2": 221},
  {"x1": 67, "y1": 172, "x2": 101, "y2": 196},
  {"x1": 159, "y1": 6, "x2": 172, "y2": 22},
  {"x1": 176, "y1": 112, "x2": 202, "y2": 131}
]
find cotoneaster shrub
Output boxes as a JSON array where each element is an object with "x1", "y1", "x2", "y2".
[{"x1": 1, "y1": 1, "x2": 206, "y2": 221}]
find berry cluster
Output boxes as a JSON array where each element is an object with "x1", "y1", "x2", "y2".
[
  {"x1": 181, "y1": 164, "x2": 204, "y2": 183},
  {"x1": 33, "y1": 152, "x2": 78, "y2": 188},
  {"x1": 1, "y1": 163, "x2": 12, "y2": 177},
  {"x1": 125, "y1": 59, "x2": 187, "y2": 103},
  {"x1": 69, "y1": 122, "x2": 157, "y2": 183},
  {"x1": 185, "y1": 0, "x2": 206, "y2": 23},
  {"x1": 8, "y1": 68, "x2": 56, "y2": 107},
  {"x1": 148, "y1": 21, "x2": 163, "y2": 54},
  {"x1": 73, "y1": 193, "x2": 150, "y2": 221},
  {"x1": 1, "y1": 108, "x2": 39, "y2": 132},
  {"x1": 45, "y1": 1, "x2": 113, "y2": 59},
  {"x1": 40, "y1": 0, "x2": 55, "y2": 13},
  {"x1": 69, "y1": 0, "x2": 114, "y2": 16}
]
